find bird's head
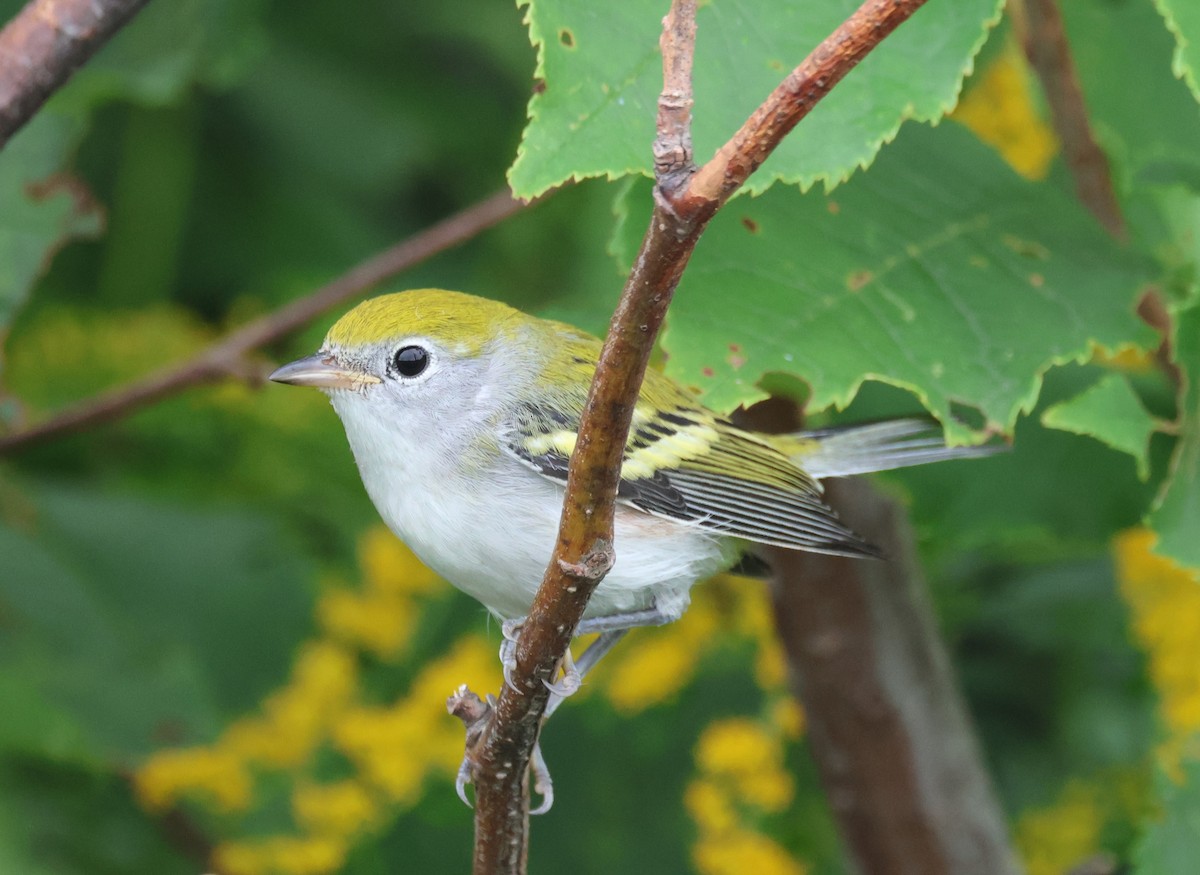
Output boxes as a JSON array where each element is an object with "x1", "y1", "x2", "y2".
[{"x1": 270, "y1": 289, "x2": 594, "y2": 455}]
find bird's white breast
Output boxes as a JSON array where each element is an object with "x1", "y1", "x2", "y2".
[{"x1": 331, "y1": 392, "x2": 734, "y2": 623}]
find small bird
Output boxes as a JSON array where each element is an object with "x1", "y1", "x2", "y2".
[
  {"x1": 273, "y1": 286, "x2": 992, "y2": 640},
  {"x1": 270, "y1": 289, "x2": 991, "y2": 804}
]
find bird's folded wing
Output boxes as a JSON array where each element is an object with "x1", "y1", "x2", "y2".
[{"x1": 501, "y1": 401, "x2": 876, "y2": 558}]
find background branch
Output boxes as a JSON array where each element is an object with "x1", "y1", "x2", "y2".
[
  {"x1": 765, "y1": 475, "x2": 1019, "y2": 875},
  {"x1": 1012, "y1": 0, "x2": 1125, "y2": 239},
  {"x1": 463, "y1": 0, "x2": 934, "y2": 871},
  {"x1": 0, "y1": 0, "x2": 152, "y2": 149},
  {"x1": 0, "y1": 187, "x2": 530, "y2": 455},
  {"x1": 731, "y1": 397, "x2": 1017, "y2": 875}
]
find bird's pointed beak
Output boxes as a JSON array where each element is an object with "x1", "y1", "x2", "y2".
[{"x1": 269, "y1": 353, "x2": 381, "y2": 390}]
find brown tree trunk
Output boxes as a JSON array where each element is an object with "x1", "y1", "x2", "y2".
[{"x1": 769, "y1": 476, "x2": 1020, "y2": 875}]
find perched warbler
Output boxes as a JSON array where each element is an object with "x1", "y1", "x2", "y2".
[{"x1": 272, "y1": 289, "x2": 990, "y2": 642}]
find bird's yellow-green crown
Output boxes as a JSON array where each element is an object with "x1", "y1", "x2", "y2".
[{"x1": 324, "y1": 289, "x2": 527, "y2": 355}]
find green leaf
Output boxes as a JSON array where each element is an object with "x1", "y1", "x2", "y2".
[
  {"x1": 605, "y1": 122, "x2": 1156, "y2": 442},
  {"x1": 944, "y1": 555, "x2": 1155, "y2": 810},
  {"x1": 1065, "y1": 0, "x2": 1200, "y2": 190},
  {"x1": 1149, "y1": 304, "x2": 1200, "y2": 567},
  {"x1": 1042, "y1": 373, "x2": 1162, "y2": 479},
  {"x1": 509, "y1": 0, "x2": 1002, "y2": 198},
  {"x1": 0, "y1": 759, "x2": 192, "y2": 875},
  {"x1": 860, "y1": 368, "x2": 1163, "y2": 553},
  {"x1": 0, "y1": 673, "x2": 91, "y2": 764},
  {"x1": 0, "y1": 114, "x2": 102, "y2": 332},
  {"x1": 0, "y1": 479, "x2": 315, "y2": 759},
  {"x1": 1154, "y1": 0, "x2": 1200, "y2": 107},
  {"x1": 47, "y1": 0, "x2": 270, "y2": 114},
  {"x1": 1135, "y1": 760, "x2": 1200, "y2": 875}
]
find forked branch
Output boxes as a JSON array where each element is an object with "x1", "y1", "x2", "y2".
[{"x1": 462, "y1": 1, "x2": 931, "y2": 871}]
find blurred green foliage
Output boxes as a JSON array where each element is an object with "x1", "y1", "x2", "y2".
[{"x1": 1, "y1": 0, "x2": 1200, "y2": 873}]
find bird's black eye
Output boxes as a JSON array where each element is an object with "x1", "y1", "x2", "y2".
[{"x1": 392, "y1": 345, "x2": 429, "y2": 378}]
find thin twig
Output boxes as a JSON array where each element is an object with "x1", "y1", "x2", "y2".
[
  {"x1": 461, "y1": 0, "x2": 932, "y2": 871},
  {"x1": 688, "y1": 0, "x2": 927, "y2": 208},
  {"x1": 653, "y1": 0, "x2": 697, "y2": 186},
  {"x1": 0, "y1": 188, "x2": 531, "y2": 454},
  {"x1": 1012, "y1": 0, "x2": 1125, "y2": 239},
  {"x1": 0, "y1": 0, "x2": 152, "y2": 149}
]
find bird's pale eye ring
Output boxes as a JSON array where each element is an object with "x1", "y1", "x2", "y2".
[{"x1": 391, "y1": 345, "x2": 429, "y2": 378}]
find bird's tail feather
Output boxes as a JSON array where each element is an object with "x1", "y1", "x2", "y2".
[{"x1": 784, "y1": 418, "x2": 1000, "y2": 480}]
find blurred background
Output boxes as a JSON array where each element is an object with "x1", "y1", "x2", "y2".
[{"x1": 0, "y1": 0, "x2": 1195, "y2": 872}]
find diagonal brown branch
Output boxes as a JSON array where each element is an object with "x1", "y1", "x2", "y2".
[
  {"x1": 1012, "y1": 0, "x2": 1125, "y2": 239},
  {"x1": 0, "y1": 0, "x2": 152, "y2": 149},
  {"x1": 688, "y1": 0, "x2": 927, "y2": 208},
  {"x1": 0, "y1": 188, "x2": 532, "y2": 454},
  {"x1": 463, "y1": 0, "x2": 932, "y2": 871}
]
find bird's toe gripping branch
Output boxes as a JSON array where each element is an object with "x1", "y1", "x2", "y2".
[{"x1": 447, "y1": 685, "x2": 555, "y2": 814}]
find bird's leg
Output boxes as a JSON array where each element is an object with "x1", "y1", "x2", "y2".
[
  {"x1": 574, "y1": 603, "x2": 681, "y2": 634},
  {"x1": 454, "y1": 736, "x2": 554, "y2": 816},
  {"x1": 544, "y1": 629, "x2": 628, "y2": 718},
  {"x1": 473, "y1": 602, "x2": 679, "y2": 814},
  {"x1": 500, "y1": 601, "x2": 681, "y2": 698}
]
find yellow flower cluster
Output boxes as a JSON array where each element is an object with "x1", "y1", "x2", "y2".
[
  {"x1": 135, "y1": 747, "x2": 253, "y2": 814},
  {"x1": 687, "y1": 718, "x2": 805, "y2": 875},
  {"x1": 4, "y1": 306, "x2": 213, "y2": 405},
  {"x1": 694, "y1": 718, "x2": 795, "y2": 812},
  {"x1": 135, "y1": 529, "x2": 811, "y2": 874},
  {"x1": 598, "y1": 586, "x2": 723, "y2": 712},
  {"x1": 332, "y1": 637, "x2": 499, "y2": 803},
  {"x1": 292, "y1": 780, "x2": 380, "y2": 837},
  {"x1": 1015, "y1": 779, "x2": 1105, "y2": 875},
  {"x1": 222, "y1": 642, "x2": 359, "y2": 769},
  {"x1": 588, "y1": 574, "x2": 808, "y2": 873},
  {"x1": 213, "y1": 837, "x2": 348, "y2": 875},
  {"x1": 1015, "y1": 770, "x2": 1149, "y2": 875},
  {"x1": 692, "y1": 832, "x2": 807, "y2": 875},
  {"x1": 1116, "y1": 527, "x2": 1200, "y2": 772},
  {"x1": 317, "y1": 528, "x2": 441, "y2": 657},
  {"x1": 595, "y1": 574, "x2": 793, "y2": 712},
  {"x1": 135, "y1": 640, "x2": 357, "y2": 812},
  {"x1": 132, "y1": 527, "x2": 493, "y2": 875},
  {"x1": 1017, "y1": 529, "x2": 1200, "y2": 873},
  {"x1": 952, "y1": 43, "x2": 1059, "y2": 180}
]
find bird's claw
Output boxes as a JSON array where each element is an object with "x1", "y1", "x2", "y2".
[
  {"x1": 498, "y1": 637, "x2": 520, "y2": 694},
  {"x1": 530, "y1": 740, "x2": 554, "y2": 815},
  {"x1": 499, "y1": 620, "x2": 523, "y2": 693},
  {"x1": 452, "y1": 740, "x2": 554, "y2": 816},
  {"x1": 501, "y1": 618, "x2": 523, "y2": 642},
  {"x1": 455, "y1": 755, "x2": 474, "y2": 809},
  {"x1": 542, "y1": 643, "x2": 582, "y2": 698}
]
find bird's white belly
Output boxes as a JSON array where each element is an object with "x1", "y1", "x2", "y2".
[{"x1": 361, "y1": 451, "x2": 734, "y2": 623}]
